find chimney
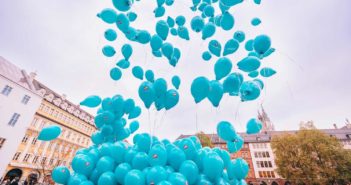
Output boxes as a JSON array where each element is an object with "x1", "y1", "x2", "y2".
[
  {"x1": 333, "y1": 124, "x2": 338, "y2": 129},
  {"x1": 29, "y1": 71, "x2": 37, "y2": 80}
]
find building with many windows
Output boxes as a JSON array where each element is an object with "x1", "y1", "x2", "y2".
[
  {"x1": 0, "y1": 57, "x2": 42, "y2": 178},
  {"x1": 0, "y1": 57, "x2": 96, "y2": 184}
]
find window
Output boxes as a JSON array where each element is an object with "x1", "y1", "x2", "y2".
[
  {"x1": 39, "y1": 103, "x2": 44, "y2": 110},
  {"x1": 41, "y1": 157, "x2": 47, "y2": 165},
  {"x1": 23, "y1": 154, "x2": 31, "y2": 162},
  {"x1": 256, "y1": 161, "x2": 260, "y2": 168},
  {"x1": 31, "y1": 137, "x2": 38, "y2": 145},
  {"x1": 0, "y1": 137, "x2": 6, "y2": 149},
  {"x1": 49, "y1": 158, "x2": 54, "y2": 165},
  {"x1": 48, "y1": 142, "x2": 53, "y2": 150},
  {"x1": 32, "y1": 156, "x2": 39, "y2": 164},
  {"x1": 262, "y1": 152, "x2": 267, "y2": 158},
  {"x1": 31, "y1": 118, "x2": 38, "y2": 127},
  {"x1": 266, "y1": 151, "x2": 270, "y2": 158},
  {"x1": 259, "y1": 171, "x2": 263, "y2": 178},
  {"x1": 22, "y1": 135, "x2": 29, "y2": 143},
  {"x1": 21, "y1": 95, "x2": 31, "y2": 104},
  {"x1": 264, "y1": 161, "x2": 268, "y2": 167},
  {"x1": 1, "y1": 85, "x2": 13, "y2": 96},
  {"x1": 254, "y1": 152, "x2": 258, "y2": 158},
  {"x1": 271, "y1": 171, "x2": 275, "y2": 178},
  {"x1": 13, "y1": 152, "x2": 21, "y2": 160},
  {"x1": 8, "y1": 113, "x2": 20, "y2": 126},
  {"x1": 268, "y1": 161, "x2": 273, "y2": 167}
]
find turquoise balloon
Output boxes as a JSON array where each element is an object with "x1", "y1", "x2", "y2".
[
  {"x1": 102, "y1": 45, "x2": 115, "y2": 57},
  {"x1": 246, "y1": 118, "x2": 262, "y2": 134},
  {"x1": 124, "y1": 27, "x2": 137, "y2": 41},
  {"x1": 220, "y1": 12, "x2": 235, "y2": 31},
  {"x1": 72, "y1": 154, "x2": 95, "y2": 176},
  {"x1": 129, "y1": 120, "x2": 140, "y2": 133},
  {"x1": 191, "y1": 76, "x2": 210, "y2": 103},
  {"x1": 172, "y1": 48, "x2": 181, "y2": 60},
  {"x1": 38, "y1": 125, "x2": 61, "y2": 141},
  {"x1": 136, "y1": 133, "x2": 152, "y2": 153},
  {"x1": 253, "y1": 78, "x2": 264, "y2": 89},
  {"x1": 165, "y1": 89, "x2": 179, "y2": 110},
  {"x1": 217, "y1": 121, "x2": 237, "y2": 141},
  {"x1": 145, "y1": 70, "x2": 155, "y2": 82},
  {"x1": 191, "y1": 16, "x2": 205, "y2": 32},
  {"x1": 239, "y1": 81, "x2": 261, "y2": 101},
  {"x1": 79, "y1": 95, "x2": 101, "y2": 108},
  {"x1": 122, "y1": 44, "x2": 133, "y2": 60},
  {"x1": 167, "y1": 16, "x2": 175, "y2": 27},
  {"x1": 136, "y1": 30, "x2": 151, "y2": 44},
  {"x1": 96, "y1": 156, "x2": 115, "y2": 173},
  {"x1": 154, "y1": 78, "x2": 168, "y2": 97},
  {"x1": 155, "y1": 92, "x2": 166, "y2": 111},
  {"x1": 203, "y1": 152, "x2": 224, "y2": 181},
  {"x1": 262, "y1": 48, "x2": 275, "y2": 58},
  {"x1": 171, "y1": 75, "x2": 181, "y2": 89},
  {"x1": 115, "y1": 163, "x2": 131, "y2": 184},
  {"x1": 253, "y1": 34, "x2": 271, "y2": 54},
  {"x1": 204, "y1": 5, "x2": 215, "y2": 17},
  {"x1": 80, "y1": 181, "x2": 94, "y2": 185},
  {"x1": 167, "y1": 147, "x2": 186, "y2": 170},
  {"x1": 227, "y1": 135, "x2": 244, "y2": 153},
  {"x1": 233, "y1": 30, "x2": 245, "y2": 43},
  {"x1": 202, "y1": 51, "x2": 212, "y2": 61},
  {"x1": 165, "y1": 0, "x2": 174, "y2": 6},
  {"x1": 132, "y1": 152, "x2": 149, "y2": 170},
  {"x1": 177, "y1": 26, "x2": 190, "y2": 40},
  {"x1": 227, "y1": 158, "x2": 249, "y2": 180},
  {"x1": 116, "y1": 59, "x2": 130, "y2": 69},
  {"x1": 116, "y1": 13, "x2": 130, "y2": 32},
  {"x1": 179, "y1": 138, "x2": 197, "y2": 160},
  {"x1": 207, "y1": 81, "x2": 223, "y2": 107},
  {"x1": 248, "y1": 70, "x2": 259, "y2": 78},
  {"x1": 129, "y1": 106, "x2": 141, "y2": 119},
  {"x1": 149, "y1": 144, "x2": 167, "y2": 166},
  {"x1": 214, "y1": 57, "x2": 232, "y2": 80},
  {"x1": 170, "y1": 28, "x2": 178, "y2": 36},
  {"x1": 67, "y1": 173, "x2": 87, "y2": 185},
  {"x1": 245, "y1": 39, "x2": 254, "y2": 51},
  {"x1": 124, "y1": 98, "x2": 135, "y2": 114},
  {"x1": 147, "y1": 166, "x2": 168, "y2": 184},
  {"x1": 175, "y1": 15, "x2": 186, "y2": 26},
  {"x1": 99, "y1": 8, "x2": 117, "y2": 24},
  {"x1": 112, "y1": 0, "x2": 133, "y2": 12},
  {"x1": 208, "y1": 40, "x2": 222, "y2": 57},
  {"x1": 198, "y1": 2, "x2": 208, "y2": 11},
  {"x1": 219, "y1": 2, "x2": 230, "y2": 13},
  {"x1": 223, "y1": 39, "x2": 239, "y2": 56},
  {"x1": 157, "y1": 0, "x2": 165, "y2": 6},
  {"x1": 254, "y1": 0, "x2": 261, "y2": 4},
  {"x1": 138, "y1": 81, "x2": 155, "y2": 108},
  {"x1": 161, "y1": 42, "x2": 174, "y2": 59},
  {"x1": 150, "y1": 34, "x2": 163, "y2": 51},
  {"x1": 154, "y1": 6, "x2": 166, "y2": 17},
  {"x1": 223, "y1": 72, "x2": 243, "y2": 95},
  {"x1": 220, "y1": 0, "x2": 243, "y2": 7},
  {"x1": 248, "y1": 51, "x2": 260, "y2": 58},
  {"x1": 260, "y1": 67, "x2": 276, "y2": 77},
  {"x1": 179, "y1": 160, "x2": 199, "y2": 185},
  {"x1": 168, "y1": 173, "x2": 187, "y2": 185},
  {"x1": 91, "y1": 131, "x2": 104, "y2": 145},
  {"x1": 153, "y1": 50, "x2": 163, "y2": 57},
  {"x1": 101, "y1": 125, "x2": 113, "y2": 136},
  {"x1": 132, "y1": 66, "x2": 144, "y2": 80},
  {"x1": 251, "y1": 17, "x2": 261, "y2": 26},
  {"x1": 104, "y1": 29, "x2": 117, "y2": 41},
  {"x1": 214, "y1": 15, "x2": 222, "y2": 26},
  {"x1": 52, "y1": 166, "x2": 70, "y2": 184},
  {"x1": 98, "y1": 172, "x2": 116, "y2": 185},
  {"x1": 124, "y1": 148, "x2": 137, "y2": 164},
  {"x1": 159, "y1": 180, "x2": 172, "y2": 185},
  {"x1": 237, "y1": 56, "x2": 261, "y2": 72},
  {"x1": 127, "y1": 11, "x2": 138, "y2": 22},
  {"x1": 202, "y1": 22, "x2": 216, "y2": 40},
  {"x1": 124, "y1": 170, "x2": 145, "y2": 185},
  {"x1": 156, "y1": 20, "x2": 169, "y2": 41},
  {"x1": 110, "y1": 67, "x2": 122, "y2": 81}
]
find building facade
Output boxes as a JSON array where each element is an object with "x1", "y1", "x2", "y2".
[
  {"x1": 0, "y1": 57, "x2": 96, "y2": 184},
  {"x1": 0, "y1": 57, "x2": 43, "y2": 178}
]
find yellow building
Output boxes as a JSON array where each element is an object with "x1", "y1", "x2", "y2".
[{"x1": 2, "y1": 80, "x2": 96, "y2": 184}]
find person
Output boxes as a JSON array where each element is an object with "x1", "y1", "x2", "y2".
[{"x1": 9, "y1": 177, "x2": 19, "y2": 185}]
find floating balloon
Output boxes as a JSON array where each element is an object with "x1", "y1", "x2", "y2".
[
  {"x1": 202, "y1": 22, "x2": 216, "y2": 40},
  {"x1": 191, "y1": 76, "x2": 210, "y2": 103},
  {"x1": 223, "y1": 39, "x2": 239, "y2": 56},
  {"x1": 245, "y1": 39, "x2": 254, "y2": 51},
  {"x1": 170, "y1": 28, "x2": 178, "y2": 36},
  {"x1": 52, "y1": 166, "x2": 70, "y2": 184},
  {"x1": 145, "y1": 70, "x2": 155, "y2": 82},
  {"x1": 112, "y1": 0, "x2": 133, "y2": 12},
  {"x1": 165, "y1": 0, "x2": 174, "y2": 6},
  {"x1": 124, "y1": 27, "x2": 137, "y2": 41},
  {"x1": 99, "y1": 8, "x2": 117, "y2": 24},
  {"x1": 251, "y1": 17, "x2": 261, "y2": 26},
  {"x1": 127, "y1": 12, "x2": 137, "y2": 22},
  {"x1": 246, "y1": 118, "x2": 262, "y2": 134},
  {"x1": 161, "y1": 42, "x2": 174, "y2": 59},
  {"x1": 191, "y1": 16, "x2": 205, "y2": 32},
  {"x1": 175, "y1": 15, "x2": 186, "y2": 26},
  {"x1": 154, "y1": 78, "x2": 168, "y2": 97},
  {"x1": 116, "y1": 13, "x2": 130, "y2": 32},
  {"x1": 239, "y1": 81, "x2": 261, "y2": 101},
  {"x1": 217, "y1": 121, "x2": 237, "y2": 142},
  {"x1": 220, "y1": 12, "x2": 235, "y2": 31},
  {"x1": 237, "y1": 56, "x2": 261, "y2": 72},
  {"x1": 102, "y1": 45, "x2": 116, "y2": 57},
  {"x1": 214, "y1": 57, "x2": 232, "y2": 80},
  {"x1": 253, "y1": 34, "x2": 271, "y2": 54},
  {"x1": 253, "y1": 78, "x2": 264, "y2": 89},
  {"x1": 227, "y1": 135, "x2": 244, "y2": 153},
  {"x1": 129, "y1": 120, "x2": 139, "y2": 133},
  {"x1": 171, "y1": 75, "x2": 181, "y2": 89},
  {"x1": 122, "y1": 44, "x2": 133, "y2": 60},
  {"x1": 104, "y1": 29, "x2": 117, "y2": 41},
  {"x1": 167, "y1": 16, "x2": 175, "y2": 27},
  {"x1": 179, "y1": 160, "x2": 199, "y2": 185},
  {"x1": 150, "y1": 34, "x2": 163, "y2": 51},
  {"x1": 260, "y1": 67, "x2": 276, "y2": 77},
  {"x1": 263, "y1": 47, "x2": 275, "y2": 58},
  {"x1": 129, "y1": 106, "x2": 141, "y2": 119},
  {"x1": 115, "y1": 163, "x2": 131, "y2": 184},
  {"x1": 208, "y1": 40, "x2": 222, "y2": 57},
  {"x1": 138, "y1": 81, "x2": 155, "y2": 108},
  {"x1": 116, "y1": 59, "x2": 130, "y2": 69},
  {"x1": 156, "y1": 20, "x2": 169, "y2": 41},
  {"x1": 178, "y1": 26, "x2": 190, "y2": 40},
  {"x1": 207, "y1": 80, "x2": 224, "y2": 107},
  {"x1": 154, "y1": 6, "x2": 166, "y2": 17},
  {"x1": 204, "y1": 5, "x2": 215, "y2": 17},
  {"x1": 149, "y1": 144, "x2": 167, "y2": 166},
  {"x1": 165, "y1": 89, "x2": 179, "y2": 110},
  {"x1": 202, "y1": 51, "x2": 212, "y2": 61},
  {"x1": 248, "y1": 70, "x2": 259, "y2": 78},
  {"x1": 233, "y1": 30, "x2": 245, "y2": 43},
  {"x1": 132, "y1": 66, "x2": 144, "y2": 80},
  {"x1": 254, "y1": 0, "x2": 261, "y2": 4},
  {"x1": 223, "y1": 72, "x2": 243, "y2": 95},
  {"x1": 110, "y1": 68, "x2": 122, "y2": 81},
  {"x1": 72, "y1": 154, "x2": 95, "y2": 176},
  {"x1": 220, "y1": 0, "x2": 243, "y2": 7},
  {"x1": 228, "y1": 158, "x2": 249, "y2": 180},
  {"x1": 203, "y1": 152, "x2": 224, "y2": 181},
  {"x1": 124, "y1": 170, "x2": 145, "y2": 185},
  {"x1": 168, "y1": 173, "x2": 187, "y2": 185},
  {"x1": 136, "y1": 30, "x2": 151, "y2": 44},
  {"x1": 80, "y1": 95, "x2": 102, "y2": 108}
]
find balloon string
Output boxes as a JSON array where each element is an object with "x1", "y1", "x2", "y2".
[
  {"x1": 153, "y1": 110, "x2": 159, "y2": 136},
  {"x1": 276, "y1": 49, "x2": 304, "y2": 71},
  {"x1": 148, "y1": 109, "x2": 152, "y2": 134},
  {"x1": 156, "y1": 110, "x2": 167, "y2": 130},
  {"x1": 195, "y1": 104, "x2": 199, "y2": 133}
]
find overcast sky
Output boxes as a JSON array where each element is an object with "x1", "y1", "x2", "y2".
[{"x1": 1, "y1": 0, "x2": 351, "y2": 140}]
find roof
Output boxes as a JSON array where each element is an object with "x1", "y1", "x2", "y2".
[
  {"x1": 0, "y1": 56, "x2": 36, "y2": 92},
  {"x1": 177, "y1": 128, "x2": 351, "y2": 144}
]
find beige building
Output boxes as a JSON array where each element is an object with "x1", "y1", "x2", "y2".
[{"x1": 2, "y1": 79, "x2": 96, "y2": 184}]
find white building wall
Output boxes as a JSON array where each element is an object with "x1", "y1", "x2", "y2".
[{"x1": 0, "y1": 76, "x2": 42, "y2": 177}]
